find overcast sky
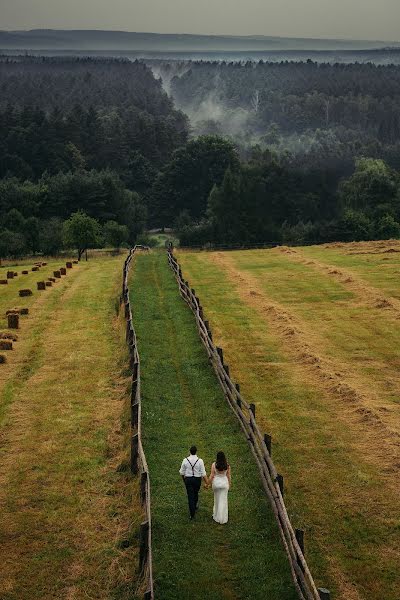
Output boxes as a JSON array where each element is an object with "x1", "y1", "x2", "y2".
[{"x1": 1, "y1": 0, "x2": 399, "y2": 41}]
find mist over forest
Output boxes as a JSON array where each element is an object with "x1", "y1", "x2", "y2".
[{"x1": 1, "y1": 45, "x2": 400, "y2": 254}]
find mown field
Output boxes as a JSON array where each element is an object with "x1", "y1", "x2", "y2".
[
  {"x1": 0, "y1": 256, "x2": 140, "y2": 600},
  {"x1": 130, "y1": 252, "x2": 298, "y2": 600},
  {"x1": 177, "y1": 240, "x2": 400, "y2": 600}
]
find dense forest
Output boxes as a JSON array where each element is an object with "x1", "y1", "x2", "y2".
[
  {"x1": 165, "y1": 60, "x2": 400, "y2": 168},
  {"x1": 1, "y1": 56, "x2": 400, "y2": 255},
  {"x1": 0, "y1": 56, "x2": 188, "y2": 256}
]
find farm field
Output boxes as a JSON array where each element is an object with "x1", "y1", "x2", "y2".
[
  {"x1": 177, "y1": 240, "x2": 400, "y2": 600},
  {"x1": 0, "y1": 256, "x2": 139, "y2": 600},
  {"x1": 130, "y1": 252, "x2": 298, "y2": 600}
]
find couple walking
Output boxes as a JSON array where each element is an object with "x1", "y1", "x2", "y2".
[{"x1": 179, "y1": 445, "x2": 231, "y2": 523}]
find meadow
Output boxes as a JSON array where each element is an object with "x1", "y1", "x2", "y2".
[
  {"x1": 0, "y1": 256, "x2": 140, "y2": 600},
  {"x1": 177, "y1": 240, "x2": 400, "y2": 600}
]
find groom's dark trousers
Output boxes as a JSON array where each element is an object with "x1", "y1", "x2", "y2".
[{"x1": 184, "y1": 476, "x2": 202, "y2": 518}]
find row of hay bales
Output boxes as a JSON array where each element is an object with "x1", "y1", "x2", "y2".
[{"x1": 0, "y1": 260, "x2": 78, "y2": 364}]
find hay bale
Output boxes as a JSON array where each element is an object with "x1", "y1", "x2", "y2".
[
  {"x1": 19, "y1": 289, "x2": 32, "y2": 297},
  {"x1": 0, "y1": 280, "x2": 8, "y2": 285},
  {"x1": 54, "y1": 271, "x2": 61, "y2": 278},
  {"x1": 37, "y1": 281, "x2": 46, "y2": 290},
  {"x1": 66, "y1": 262, "x2": 73, "y2": 269},
  {"x1": 41, "y1": 262, "x2": 47, "y2": 266},
  {"x1": 22, "y1": 270, "x2": 29, "y2": 275},
  {"x1": 6, "y1": 309, "x2": 19, "y2": 315},
  {"x1": 0, "y1": 332, "x2": 18, "y2": 341},
  {"x1": 48, "y1": 277, "x2": 56, "y2": 282},
  {"x1": 60, "y1": 267, "x2": 67, "y2": 275},
  {"x1": 7, "y1": 271, "x2": 14, "y2": 279},
  {"x1": 32, "y1": 266, "x2": 40, "y2": 272},
  {"x1": 0, "y1": 340, "x2": 12, "y2": 351},
  {"x1": 7, "y1": 313, "x2": 19, "y2": 329},
  {"x1": 0, "y1": 355, "x2": 6, "y2": 364},
  {"x1": 14, "y1": 272, "x2": 18, "y2": 277},
  {"x1": 20, "y1": 308, "x2": 29, "y2": 315},
  {"x1": 73, "y1": 260, "x2": 79, "y2": 264},
  {"x1": 45, "y1": 281, "x2": 52, "y2": 287}
]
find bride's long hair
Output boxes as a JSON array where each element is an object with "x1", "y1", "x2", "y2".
[{"x1": 215, "y1": 451, "x2": 228, "y2": 471}]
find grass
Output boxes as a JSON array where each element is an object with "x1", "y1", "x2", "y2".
[
  {"x1": 130, "y1": 251, "x2": 297, "y2": 600},
  {"x1": 177, "y1": 246, "x2": 400, "y2": 600},
  {"x1": 0, "y1": 255, "x2": 141, "y2": 600}
]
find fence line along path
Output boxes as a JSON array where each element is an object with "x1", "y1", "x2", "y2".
[
  {"x1": 121, "y1": 245, "x2": 153, "y2": 600},
  {"x1": 131, "y1": 251, "x2": 300, "y2": 600},
  {"x1": 168, "y1": 250, "x2": 331, "y2": 600}
]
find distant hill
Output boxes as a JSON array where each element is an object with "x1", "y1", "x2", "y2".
[{"x1": 1, "y1": 29, "x2": 400, "y2": 51}]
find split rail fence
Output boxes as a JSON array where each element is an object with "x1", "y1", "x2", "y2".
[
  {"x1": 122, "y1": 246, "x2": 154, "y2": 600},
  {"x1": 168, "y1": 250, "x2": 331, "y2": 600}
]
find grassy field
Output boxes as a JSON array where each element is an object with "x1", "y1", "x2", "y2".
[
  {"x1": 0, "y1": 256, "x2": 140, "y2": 600},
  {"x1": 130, "y1": 252, "x2": 297, "y2": 600},
  {"x1": 177, "y1": 241, "x2": 400, "y2": 600}
]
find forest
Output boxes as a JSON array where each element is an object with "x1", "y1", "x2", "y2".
[{"x1": 1, "y1": 56, "x2": 400, "y2": 254}]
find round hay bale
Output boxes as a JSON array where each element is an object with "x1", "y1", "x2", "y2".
[
  {"x1": 0, "y1": 355, "x2": 6, "y2": 364},
  {"x1": 19, "y1": 308, "x2": 29, "y2": 315},
  {"x1": 54, "y1": 271, "x2": 61, "y2": 279},
  {"x1": 7, "y1": 271, "x2": 14, "y2": 279},
  {"x1": 7, "y1": 313, "x2": 19, "y2": 329},
  {"x1": 45, "y1": 281, "x2": 52, "y2": 287},
  {"x1": 22, "y1": 270, "x2": 29, "y2": 275},
  {"x1": 19, "y1": 289, "x2": 32, "y2": 297},
  {"x1": 0, "y1": 340, "x2": 12, "y2": 351},
  {"x1": 60, "y1": 267, "x2": 67, "y2": 275},
  {"x1": 37, "y1": 281, "x2": 46, "y2": 291},
  {"x1": 0, "y1": 280, "x2": 8, "y2": 285},
  {"x1": 66, "y1": 262, "x2": 73, "y2": 269}
]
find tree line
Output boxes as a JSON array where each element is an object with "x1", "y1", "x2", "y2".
[{"x1": 0, "y1": 56, "x2": 188, "y2": 258}]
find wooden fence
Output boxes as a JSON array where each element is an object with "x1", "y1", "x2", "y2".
[
  {"x1": 168, "y1": 250, "x2": 331, "y2": 600},
  {"x1": 122, "y1": 246, "x2": 154, "y2": 600}
]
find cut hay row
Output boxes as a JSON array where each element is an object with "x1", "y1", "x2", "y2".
[
  {"x1": 176, "y1": 246, "x2": 400, "y2": 600},
  {"x1": 0, "y1": 254, "x2": 138, "y2": 599}
]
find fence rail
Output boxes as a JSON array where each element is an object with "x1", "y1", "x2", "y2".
[
  {"x1": 122, "y1": 246, "x2": 154, "y2": 600},
  {"x1": 168, "y1": 250, "x2": 330, "y2": 600}
]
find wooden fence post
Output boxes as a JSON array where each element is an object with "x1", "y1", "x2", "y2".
[
  {"x1": 318, "y1": 589, "x2": 331, "y2": 600},
  {"x1": 139, "y1": 521, "x2": 150, "y2": 573},
  {"x1": 132, "y1": 402, "x2": 139, "y2": 429},
  {"x1": 216, "y1": 347, "x2": 224, "y2": 364},
  {"x1": 276, "y1": 473, "x2": 284, "y2": 496},
  {"x1": 131, "y1": 433, "x2": 139, "y2": 475},
  {"x1": 249, "y1": 403, "x2": 256, "y2": 418},
  {"x1": 295, "y1": 528, "x2": 305, "y2": 554},
  {"x1": 264, "y1": 433, "x2": 272, "y2": 455},
  {"x1": 140, "y1": 471, "x2": 148, "y2": 505}
]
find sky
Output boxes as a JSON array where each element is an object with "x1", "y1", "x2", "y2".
[{"x1": 1, "y1": 0, "x2": 400, "y2": 42}]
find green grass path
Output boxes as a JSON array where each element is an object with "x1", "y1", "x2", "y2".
[{"x1": 130, "y1": 252, "x2": 297, "y2": 600}]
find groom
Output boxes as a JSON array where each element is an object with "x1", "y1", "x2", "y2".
[{"x1": 179, "y1": 445, "x2": 208, "y2": 519}]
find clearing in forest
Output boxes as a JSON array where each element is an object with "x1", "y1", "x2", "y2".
[
  {"x1": 130, "y1": 252, "x2": 298, "y2": 600},
  {"x1": 177, "y1": 241, "x2": 400, "y2": 600},
  {"x1": 0, "y1": 256, "x2": 140, "y2": 600}
]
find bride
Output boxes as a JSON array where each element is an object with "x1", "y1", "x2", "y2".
[{"x1": 209, "y1": 451, "x2": 231, "y2": 524}]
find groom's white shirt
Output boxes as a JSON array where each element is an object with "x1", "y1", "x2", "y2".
[{"x1": 179, "y1": 455, "x2": 206, "y2": 478}]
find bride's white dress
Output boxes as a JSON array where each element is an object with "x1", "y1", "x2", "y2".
[{"x1": 212, "y1": 464, "x2": 229, "y2": 524}]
